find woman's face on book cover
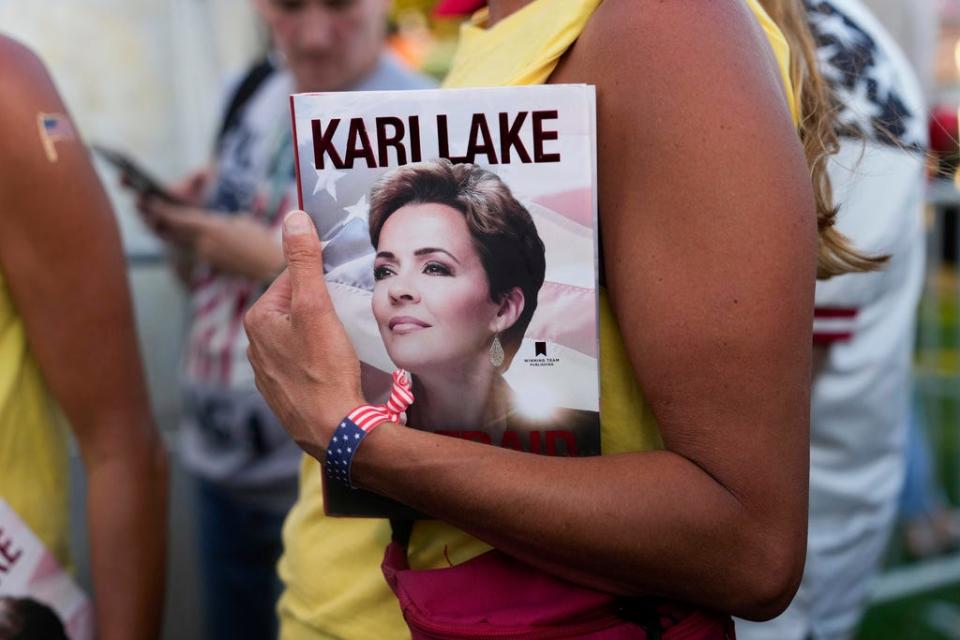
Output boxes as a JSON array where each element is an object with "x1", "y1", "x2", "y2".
[{"x1": 372, "y1": 203, "x2": 505, "y2": 373}]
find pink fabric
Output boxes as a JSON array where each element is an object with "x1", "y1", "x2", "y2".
[
  {"x1": 534, "y1": 188, "x2": 595, "y2": 229},
  {"x1": 382, "y1": 543, "x2": 734, "y2": 639},
  {"x1": 433, "y1": 0, "x2": 486, "y2": 17}
]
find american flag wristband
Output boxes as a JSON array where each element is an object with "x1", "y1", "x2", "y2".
[{"x1": 325, "y1": 370, "x2": 414, "y2": 488}]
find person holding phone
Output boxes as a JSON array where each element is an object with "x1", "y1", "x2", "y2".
[
  {"x1": 129, "y1": 2, "x2": 433, "y2": 638},
  {"x1": 0, "y1": 35, "x2": 167, "y2": 640}
]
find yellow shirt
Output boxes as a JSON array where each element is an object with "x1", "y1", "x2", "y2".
[
  {"x1": 0, "y1": 271, "x2": 70, "y2": 568},
  {"x1": 278, "y1": 1, "x2": 801, "y2": 638}
]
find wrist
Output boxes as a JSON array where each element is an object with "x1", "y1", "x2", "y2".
[
  {"x1": 301, "y1": 395, "x2": 366, "y2": 462},
  {"x1": 324, "y1": 371, "x2": 412, "y2": 488},
  {"x1": 323, "y1": 394, "x2": 367, "y2": 437}
]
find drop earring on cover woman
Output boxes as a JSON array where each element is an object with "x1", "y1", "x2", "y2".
[{"x1": 489, "y1": 332, "x2": 505, "y2": 368}]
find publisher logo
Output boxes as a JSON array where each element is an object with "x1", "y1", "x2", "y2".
[{"x1": 524, "y1": 341, "x2": 560, "y2": 367}]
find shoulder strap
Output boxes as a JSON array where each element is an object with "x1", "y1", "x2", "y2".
[
  {"x1": 389, "y1": 518, "x2": 414, "y2": 549},
  {"x1": 215, "y1": 57, "x2": 276, "y2": 151}
]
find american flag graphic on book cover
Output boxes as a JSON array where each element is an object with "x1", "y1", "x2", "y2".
[{"x1": 290, "y1": 85, "x2": 600, "y2": 518}]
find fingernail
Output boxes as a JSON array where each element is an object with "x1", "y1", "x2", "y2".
[{"x1": 283, "y1": 211, "x2": 312, "y2": 235}]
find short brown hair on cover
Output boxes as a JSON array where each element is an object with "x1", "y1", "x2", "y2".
[{"x1": 368, "y1": 159, "x2": 546, "y2": 359}]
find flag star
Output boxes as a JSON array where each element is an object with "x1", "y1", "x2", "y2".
[
  {"x1": 343, "y1": 194, "x2": 369, "y2": 225},
  {"x1": 313, "y1": 166, "x2": 346, "y2": 199}
]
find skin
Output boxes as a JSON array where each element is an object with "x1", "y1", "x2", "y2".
[
  {"x1": 137, "y1": 0, "x2": 391, "y2": 282},
  {"x1": 139, "y1": 197, "x2": 285, "y2": 281},
  {"x1": 254, "y1": 0, "x2": 391, "y2": 94},
  {"x1": 372, "y1": 203, "x2": 523, "y2": 428},
  {"x1": 0, "y1": 37, "x2": 167, "y2": 640},
  {"x1": 245, "y1": 0, "x2": 815, "y2": 620}
]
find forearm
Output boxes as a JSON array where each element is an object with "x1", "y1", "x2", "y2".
[
  {"x1": 84, "y1": 428, "x2": 168, "y2": 640},
  {"x1": 353, "y1": 424, "x2": 804, "y2": 619},
  {"x1": 158, "y1": 210, "x2": 284, "y2": 282},
  {"x1": 201, "y1": 237, "x2": 283, "y2": 281}
]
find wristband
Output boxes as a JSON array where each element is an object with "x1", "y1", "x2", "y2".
[{"x1": 325, "y1": 370, "x2": 414, "y2": 487}]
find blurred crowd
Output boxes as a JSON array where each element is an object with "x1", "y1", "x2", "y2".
[{"x1": 2, "y1": 1, "x2": 960, "y2": 639}]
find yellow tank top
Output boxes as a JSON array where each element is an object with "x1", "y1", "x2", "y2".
[
  {"x1": 0, "y1": 271, "x2": 70, "y2": 568},
  {"x1": 278, "y1": 2, "x2": 800, "y2": 637}
]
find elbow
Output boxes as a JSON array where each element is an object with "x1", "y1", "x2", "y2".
[
  {"x1": 727, "y1": 527, "x2": 806, "y2": 621},
  {"x1": 127, "y1": 426, "x2": 170, "y2": 512},
  {"x1": 82, "y1": 414, "x2": 170, "y2": 490}
]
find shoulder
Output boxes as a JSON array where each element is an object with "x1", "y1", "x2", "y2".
[
  {"x1": 550, "y1": 0, "x2": 805, "y2": 199},
  {"x1": 0, "y1": 34, "x2": 44, "y2": 75},
  {"x1": 0, "y1": 36, "x2": 59, "y2": 113},
  {"x1": 553, "y1": 0, "x2": 796, "y2": 142},
  {"x1": 0, "y1": 37, "x2": 107, "y2": 237},
  {"x1": 0, "y1": 36, "x2": 66, "y2": 152},
  {"x1": 572, "y1": 0, "x2": 784, "y2": 80}
]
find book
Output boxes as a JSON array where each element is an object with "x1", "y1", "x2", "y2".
[
  {"x1": 0, "y1": 500, "x2": 93, "y2": 640},
  {"x1": 290, "y1": 85, "x2": 600, "y2": 518}
]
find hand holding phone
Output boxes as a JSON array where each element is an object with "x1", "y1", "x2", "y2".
[{"x1": 92, "y1": 144, "x2": 186, "y2": 205}]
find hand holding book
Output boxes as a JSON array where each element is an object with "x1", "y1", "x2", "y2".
[
  {"x1": 244, "y1": 210, "x2": 367, "y2": 461},
  {"x1": 282, "y1": 85, "x2": 601, "y2": 517}
]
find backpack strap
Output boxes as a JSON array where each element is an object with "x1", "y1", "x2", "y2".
[
  {"x1": 390, "y1": 518, "x2": 414, "y2": 550},
  {"x1": 215, "y1": 57, "x2": 276, "y2": 152}
]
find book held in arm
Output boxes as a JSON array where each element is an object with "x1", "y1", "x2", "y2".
[{"x1": 290, "y1": 85, "x2": 600, "y2": 518}]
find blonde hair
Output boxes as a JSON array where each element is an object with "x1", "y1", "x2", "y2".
[{"x1": 758, "y1": 0, "x2": 888, "y2": 278}]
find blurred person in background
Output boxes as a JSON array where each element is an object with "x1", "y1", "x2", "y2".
[
  {"x1": 862, "y1": 0, "x2": 960, "y2": 562},
  {"x1": 0, "y1": 36, "x2": 167, "y2": 640},
  {"x1": 130, "y1": 1, "x2": 433, "y2": 638},
  {"x1": 860, "y1": 0, "x2": 938, "y2": 99},
  {"x1": 736, "y1": 0, "x2": 927, "y2": 638}
]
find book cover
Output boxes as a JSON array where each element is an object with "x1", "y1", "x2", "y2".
[
  {"x1": 290, "y1": 85, "x2": 599, "y2": 518},
  {"x1": 0, "y1": 500, "x2": 93, "y2": 640}
]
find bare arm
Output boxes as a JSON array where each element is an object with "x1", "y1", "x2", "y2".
[
  {"x1": 246, "y1": 0, "x2": 814, "y2": 621},
  {"x1": 0, "y1": 38, "x2": 167, "y2": 640}
]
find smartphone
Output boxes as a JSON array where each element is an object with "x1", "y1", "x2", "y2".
[{"x1": 92, "y1": 144, "x2": 186, "y2": 205}]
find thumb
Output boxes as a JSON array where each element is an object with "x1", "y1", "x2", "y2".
[
  {"x1": 282, "y1": 210, "x2": 331, "y2": 311},
  {"x1": 243, "y1": 269, "x2": 292, "y2": 339},
  {"x1": 256, "y1": 268, "x2": 293, "y2": 314}
]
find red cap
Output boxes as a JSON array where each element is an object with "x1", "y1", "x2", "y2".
[{"x1": 433, "y1": 0, "x2": 486, "y2": 17}]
